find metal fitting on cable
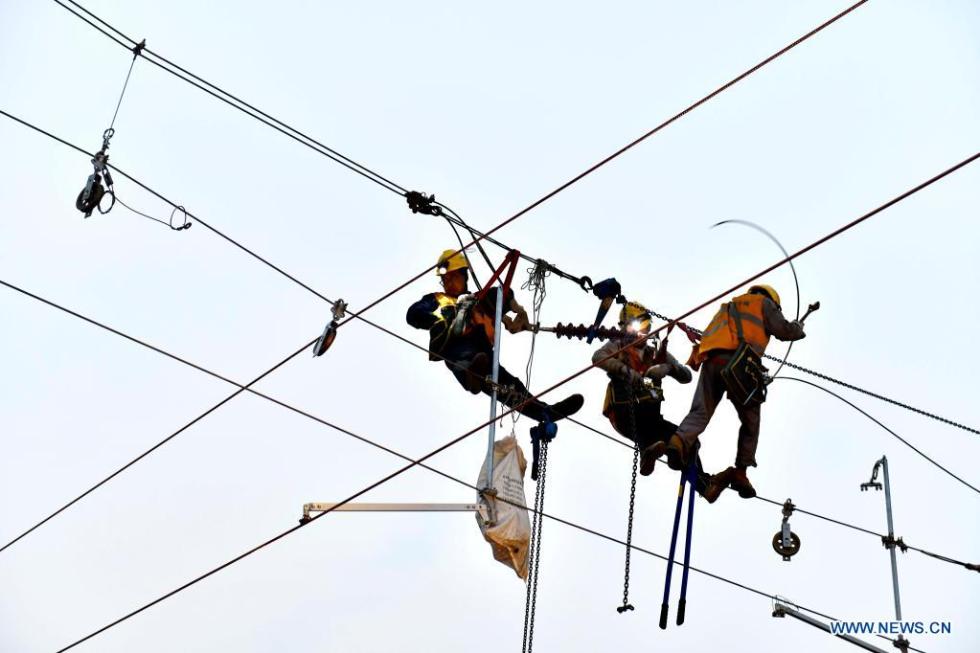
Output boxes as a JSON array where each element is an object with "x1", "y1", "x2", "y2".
[
  {"x1": 312, "y1": 299, "x2": 347, "y2": 357},
  {"x1": 881, "y1": 535, "x2": 908, "y2": 554},
  {"x1": 405, "y1": 190, "x2": 443, "y2": 216},
  {"x1": 772, "y1": 498, "x2": 801, "y2": 561}
]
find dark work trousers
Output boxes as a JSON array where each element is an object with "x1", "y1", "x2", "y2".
[
  {"x1": 609, "y1": 401, "x2": 709, "y2": 495},
  {"x1": 446, "y1": 352, "x2": 555, "y2": 423},
  {"x1": 675, "y1": 357, "x2": 762, "y2": 469}
]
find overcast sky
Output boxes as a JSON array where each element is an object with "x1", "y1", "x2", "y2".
[{"x1": 1, "y1": 1, "x2": 978, "y2": 652}]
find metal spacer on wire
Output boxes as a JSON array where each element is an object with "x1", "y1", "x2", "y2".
[
  {"x1": 881, "y1": 535, "x2": 908, "y2": 554},
  {"x1": 405, "y1": 190, "x2": 443, "y2": 216},
  {"x1": 132, "y1": 38, "x2": 146, "y2": 57}
]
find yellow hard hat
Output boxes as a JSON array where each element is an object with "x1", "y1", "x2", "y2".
[
  {"x1": 618, "y1": 302, "x2": 652, "y2": 333},
  {"x1": 436, "y1": 249, "x2": 469, "y2": 276},
  {"x1": 749, "y1": 284, "x2": 781, "y2": 307}
]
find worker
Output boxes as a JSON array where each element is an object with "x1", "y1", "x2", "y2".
[
  {"x1": 661, "y1": 284, "x2": 806, "y2": 500},
  {"x1": 592, "y1": 302, "x2": 723, "y2": 500},
  {"x1": 406, "y1": 249, "x2": 584, "y2": 423}
]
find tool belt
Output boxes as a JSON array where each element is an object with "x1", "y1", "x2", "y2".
[
  {"x1": 602, "y1": 378, "x2": 663, "y2": 417},
  {"x1": 719, "y1": 304, "x2": 768, "y2": 406}
]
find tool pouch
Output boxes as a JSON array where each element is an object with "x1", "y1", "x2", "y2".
[{"x1": 720, "y1": 304, "x2": 768, "y2": 405}]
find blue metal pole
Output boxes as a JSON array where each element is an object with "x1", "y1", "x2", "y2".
[
  {"x1": 660, "y1": 472, "x2": 687, "y2": 629},
  {"x1": 676, "y1": 459, "x2": 697, "y2": 625}
]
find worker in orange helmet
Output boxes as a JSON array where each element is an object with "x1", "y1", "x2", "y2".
[
  {"x1": 656, "y1": 284, "x2": 806, "y2": 500},
  {"x1": 406, "y1": 249, "x2": 584, "y2": 422}
]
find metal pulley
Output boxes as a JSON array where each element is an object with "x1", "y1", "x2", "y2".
[
  {"x1": 312, "y1": 299, "x2": 347, "y2": 357},
  {"x1": 75, "y1": 148, "x2": 115, "y2": 218},
  {"x1": 772, "y1": 498, "x2": 801, "y2": 561}
]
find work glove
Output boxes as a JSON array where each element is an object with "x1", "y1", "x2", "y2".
[
  {"x1": 503, "y1": 309, "x2": 531, "y2": 334},
  {"x1": 644, "y1": 363, "x2": 672, "y2": 381}
]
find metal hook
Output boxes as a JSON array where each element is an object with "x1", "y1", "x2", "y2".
[{"x1": 169, "y1": 205, "x2": 192, "y2": 231}]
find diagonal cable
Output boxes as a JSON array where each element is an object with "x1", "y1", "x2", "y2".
[{"x1": 53, "y1": 0, "x2": 406, "y2": 197}]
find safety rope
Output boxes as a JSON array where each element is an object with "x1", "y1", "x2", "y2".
[
  {"x1": 511, "y1": 260, "x2": 550, "y2": 434},
  {"x1": 522, "y1": 439, "x2": 549, "y2": 653}
]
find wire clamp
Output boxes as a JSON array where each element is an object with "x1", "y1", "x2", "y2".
[
  {"x1": 405, "y1": 190, "x2": 442, "y2": 216},
  {"x1": 132, "y1": 38, "x2": 146, "y2": 57}
]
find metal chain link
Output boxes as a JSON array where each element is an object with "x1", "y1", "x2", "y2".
[
  {"x1": 521, "y1": 448, "x2": 544, "y2": 651},
  {"x1": 618, "y1": 384, "x2": 640, "y2": 613},
  {"x1": 522, "y1": 440, "x2": 549, "y2": 653},
  {"x1": 647, "y1": 309, "x2": 979, "y2": 435}
]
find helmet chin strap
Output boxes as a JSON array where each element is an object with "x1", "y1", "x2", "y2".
[{"x1": 711, "y1": 219, "x2": 800, "y2": 381}]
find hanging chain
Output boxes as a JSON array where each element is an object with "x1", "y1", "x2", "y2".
[
  {"x1": 522, "y1": 439, "x2": 549, "y2": 653},
  {"x1": 618, "y1": 381, "x2": 640, "y2": 613}
]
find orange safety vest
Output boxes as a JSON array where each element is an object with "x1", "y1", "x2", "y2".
[{"x1": 694, "y1": 293, "x2": 770, "y2": 364}]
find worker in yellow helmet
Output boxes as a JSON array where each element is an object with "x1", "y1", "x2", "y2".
[
  {"x1": 406, "y1": 249, "x2": 584, "y2": 422},
  {"x1": 591, "y1": 302, "x2": 723, "y2": 500},
  {"x1": 657, "y1": 284, "x2": 806, "y2": 500}
]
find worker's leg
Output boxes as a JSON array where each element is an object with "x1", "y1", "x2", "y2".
[
  {"x1": 731, "y1": 399, "x2": 762, "y2": 469},
  {"x1": 444, "y1": 349, "x2": 489, "y2": 394},
  {"x1": 493, "y1": 364, "x2": 583, "y2": 422},
  {"x1": 625, "y1": 402, "x2": 662, "y2": 450},
  {"x1": 674, "y1": 360, "x2": 727, "y2": 451},
  {"x1": 609, "y1": 402, "x2": 663, "y2": 476}
]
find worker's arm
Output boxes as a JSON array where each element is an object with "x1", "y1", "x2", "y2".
[
  {"x1": 477, "y1": 286, "x2": 530, "y2": 333},
  {"x1": 592, "y1": 341, "x2": 644, "y2": 386},
  {"x1": 406, "y1": 294, "x2": 449, "y2": 330},
  {"x1": 665, "y1": 351, "x2": 693, "y2": 384},
  {"x1": 762, "y1": 298, "x2": 806, "y2": 342}
]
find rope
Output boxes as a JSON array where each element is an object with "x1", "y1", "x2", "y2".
[
  {"x1": 511, "y1": 260, "x2": 549, "y2": 432},
  {"x1": 107, "y1": 46, "x2": 139, "y2": 135}
]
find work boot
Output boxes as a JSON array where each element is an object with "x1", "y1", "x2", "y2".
[
  {"x1": 702, "y1": 467, "x2": 735, "y2": 504},
  {"x1": 511, "y1": 393, "x2": 583, "y2": 423},
  {"x1": 730, "y1": 467, "x2": 757, "y2": 499},
  {"x1": 664, "y1": 434, "x2": 689, "y2": 472},
  {"x1": 462, "y1": 353, "x2": 490, "y2": 393},
  {"x1": 641, "y1": 441, "x2": 667, "y2": 476},
  {"x1": 546, "y1": 394, "x2": 584, "y2": 422}
]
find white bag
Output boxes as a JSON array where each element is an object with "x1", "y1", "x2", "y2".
[{"x1": 476, "y1": 435, "x2": 531, "y2": 579}]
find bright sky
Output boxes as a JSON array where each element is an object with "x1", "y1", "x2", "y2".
[{"x1": 1, "y1": 1, "x2": 978, "y2": 652}]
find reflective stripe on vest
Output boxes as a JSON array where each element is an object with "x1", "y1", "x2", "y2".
[{"x1": 695, "y1": 293, "x2": 770, "y2": 363}]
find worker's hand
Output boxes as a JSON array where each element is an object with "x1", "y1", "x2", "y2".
[
  {"x1": 644, "y1": 363, "x2": 672, "y2": 381},
  {"x1": 503, "y1": 309, "x2": 531, "y2": 334},
  {"x1": 792, "y1": 320, "x2": 807, "y2": 339},
  {"x1": 628, "y1": 369, "x2": 647, "y2": 388},
  {"x1": 439, "y1": 305, "x2": 456, "y2": 323}
]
